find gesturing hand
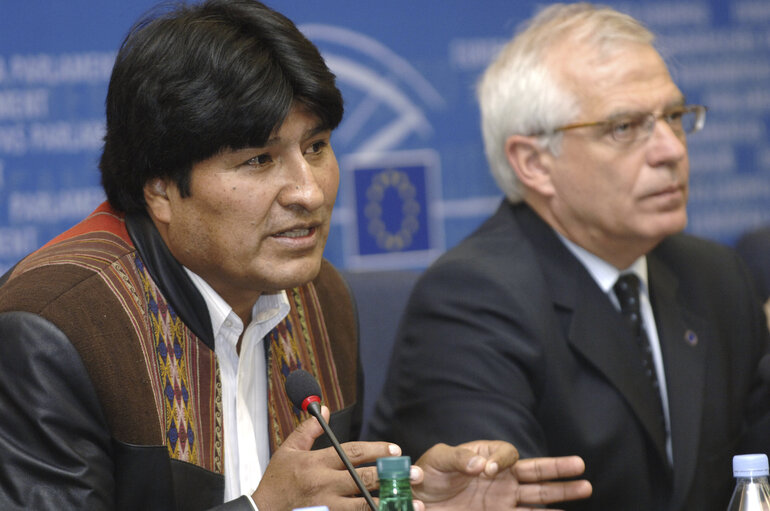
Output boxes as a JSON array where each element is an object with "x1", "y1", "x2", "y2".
[
  {"x1": 411, "y1": 440, "x2": 592, "y2": 511},
  {"x1": 252, "y1": 406, "x2": 398, "y2": 511}
]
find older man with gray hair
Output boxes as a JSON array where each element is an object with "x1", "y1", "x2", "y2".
[{"x1": 371, "y1": 3, "x2": 770, "y2": 510}]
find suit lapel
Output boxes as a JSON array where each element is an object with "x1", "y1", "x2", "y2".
[
  {"x1": 647, "y1": 252, "x2": 709, "y2": 508},
  {"x1": 515, "y1": 204, "x2": 669, "y2": 464},
  {"x1": 565, "y1": 273, "x2": 670, "y2": 465}
]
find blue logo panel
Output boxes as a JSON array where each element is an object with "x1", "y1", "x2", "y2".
[
  {"x1": 343, "y1": 150, "x2": 443, "y2": 270},
  {"x1": 354, "y1": 164, "x2": 429, "y2": 256}
]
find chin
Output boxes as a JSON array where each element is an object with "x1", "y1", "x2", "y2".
[
  {"x1": 647, "y1": 212, "x2": 687, "y2": 240},
  {"x1": 263, "y1": 257, "x2": 324, "y2": 292},
  {"x1": 668, "y1": 209, "x2": 688, "y2": 234}
]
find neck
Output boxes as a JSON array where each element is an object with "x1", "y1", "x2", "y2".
[{"x1": 527, "y1": 198, "x2": 654, "y2": 270}]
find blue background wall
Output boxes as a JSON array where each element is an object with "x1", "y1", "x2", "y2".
[{"x1": 1, "y1": 0, "x2": 768, "y2": 273}]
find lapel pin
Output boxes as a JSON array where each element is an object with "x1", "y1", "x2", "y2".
[{"x1": 684, "y1": 329, "x2": 698, "y2": 346}]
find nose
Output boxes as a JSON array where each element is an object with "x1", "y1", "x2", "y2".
[
  {"x1": 646, "y1": 119, "x2": 687, "y2": 168},
  {"x1": 279, "y1": 155, "x2": 328, "y2": 212}
]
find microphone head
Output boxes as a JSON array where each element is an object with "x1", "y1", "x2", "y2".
[{"x1": 285, "y1": 369, "x2": 322, "y2": 411}]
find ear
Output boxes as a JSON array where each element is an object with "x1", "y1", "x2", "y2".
[
  {"x1": 504, "y1": 134, "x2": 556, "y2": 197},
  {"x1": 143, "y1": 178, "x2": 172, "y2": 224}
]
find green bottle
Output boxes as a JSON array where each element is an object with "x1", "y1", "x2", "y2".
[{"x1": 377, "y1": 456, "x2": 414, "y2": 511}]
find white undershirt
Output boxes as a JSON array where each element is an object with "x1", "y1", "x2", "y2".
[
  {"x1": 184, "y1": 268, "x2": 290, "y2": 506},
  {"x1": 556, "y1": 235, "x2": 673, "y2": 464}
]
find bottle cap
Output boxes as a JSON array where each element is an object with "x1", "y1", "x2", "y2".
[
  {"x1": 733, "y1": 454, "x2": 769, "y2": 477},
  {"x1": 377, "y1": 456, "x2": 412, "y2": 479}
]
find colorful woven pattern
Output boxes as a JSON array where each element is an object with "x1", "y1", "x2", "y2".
[
  {"x1": 136, "y1": 257, "x2": 221, "y2": 472},
  {"x1": 139, "y1": 257, "x2": 198, "y2": 463},
  {"x1": 266, "y1": 283, "x2": 345, "y2": 452}
]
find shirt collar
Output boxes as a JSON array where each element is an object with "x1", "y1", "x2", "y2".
[
  {"x1": 555, "y1": 233, "x2": 649, "y2": 295},
  {"x1": 182, "y1": 267, "x2": 290, "y2": 339}
]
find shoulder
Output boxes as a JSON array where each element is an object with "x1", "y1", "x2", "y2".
[
  {"x1": 656, "y1": 231, "x2": 729, "y2": 254},
  {"x1": 653, "y1": 233, "x2": 743, "y2": 277},
  {"x1": 0, "y1": 215, "x2": 144, "y2": 355},
  {"x1": 308, "y1": 258, "x2": 356, "y2": 346},
  {"x1": 1, "y1": 204, "x2": 136, "y2": 304},
  {"x1": 737, "y1": 226, "x2": 770, "y2": 253},
  {"x1": 736, "y1": 226, "x2": 770, "y2": 299},
  {"x1": 418, "y1": 202, "x2": 541, "y2": 293},
  {"x1": 0, "y1": 236, "x2": 137, "y2": 315},
  {"x1": 652, "y1": 233, "x2": 758, "y2": 315}
]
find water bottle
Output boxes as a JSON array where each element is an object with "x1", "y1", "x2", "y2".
[
  {"x1": 727, "y1": 454, "x2": 770, "y2": 510},
  {"x1": 377, "y1": 456, "x2": 414, "y2": 511}
]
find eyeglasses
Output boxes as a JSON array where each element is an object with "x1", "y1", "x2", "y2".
[{"x1": 534, "y1": 104, "x2": 707, "y2": 144}]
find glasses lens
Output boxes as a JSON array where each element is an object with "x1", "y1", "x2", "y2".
[
  {"x1": 680, "y1": 110, "x2": 698, "y2": 134},
  {"x1": 610, "y1": 115, "x2": 647, "y2": 142}
]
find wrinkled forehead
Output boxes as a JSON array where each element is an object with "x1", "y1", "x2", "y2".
[{"x1": 549, "y1": 39, "x2": 681, "y2": 118}]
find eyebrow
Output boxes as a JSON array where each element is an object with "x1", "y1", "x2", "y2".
[
  {"x1": 604, "y1": 97, "x2": 687, "y2": 121},
  {"x1": 263, "y1": 124, "x2": 329, "y2": 147}
]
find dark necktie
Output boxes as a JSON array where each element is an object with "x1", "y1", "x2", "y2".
[{"x1": 613, "y1": 273, "x2": 666, "y2": 433}]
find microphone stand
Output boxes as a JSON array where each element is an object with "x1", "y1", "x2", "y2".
[{"x1": 305, "y1": 401, "x2": 378, "y2": 511}]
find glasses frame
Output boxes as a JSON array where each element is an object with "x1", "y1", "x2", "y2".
[{"x1": 533, "y1": 104, "x2": 707, "y2": 144}]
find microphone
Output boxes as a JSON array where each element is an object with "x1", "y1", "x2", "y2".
[{"x1": 285, "y1": 369, "x2": 377, "y2": 511}]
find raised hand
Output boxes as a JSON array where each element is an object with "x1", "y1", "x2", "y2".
[
  {"x1": 411, "y1": 440, "x2": 592, "y2": 511},
  {"x1": 252, "y1": 406, "x2": 398, "y2": 511}
]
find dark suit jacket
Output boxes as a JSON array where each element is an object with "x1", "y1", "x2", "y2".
[
  {"x1": 736, "y1": 225, "x2": 770, "y2": 301},
  {"x1": 370, "y1": 201, "x2": 770, "y2": 511}
]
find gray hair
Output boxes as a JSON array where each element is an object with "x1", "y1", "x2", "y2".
[{"x1": 476, "y1": 3, "x2": 655, "y2": 202}]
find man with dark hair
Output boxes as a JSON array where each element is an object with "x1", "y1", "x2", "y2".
[
  {"x1": 0, "y1": 1, "x2": 591, "y2": 510},
  {"x1": 371, "y1": 3, "x2": 770, "y2": 510}
]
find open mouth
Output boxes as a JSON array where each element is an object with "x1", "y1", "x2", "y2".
[{"x1": 273, "y1": 226, "x2": 316, "y2": 238}]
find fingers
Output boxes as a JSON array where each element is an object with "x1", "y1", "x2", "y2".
[
  {"x1": 512, "y1": 455, "x2": 586, "y2": 482},
  {"x1": 516, "y1": 479, "x2": 593, "y2": 505},
  {"x1": 409, "y1": 465, "x2": 424, "y2": 486},
  {"x1": 453, "y1": 440, "x2": 520, "y2": 477},
  {"x1": 279, "y1": 405, "x2": 330, "y2": 451},
  {"x1": 258, "y1": 407, "x2": 413, "y2": 511},
  {"x1": 316, "y1": 443, "x2": 403, "y2": 496},
  {"x1": 324, "y1": 441, "x2": 402, "y2": 496},
  {"x1": 478, "y1": 440, "x2": 519, "y2": 476},
  {"x1": 514, "y1": 456, "x2": 592, "y2": 506},
  {"x1": 335, "y1": 441, "x2": 401, "y2": 470},
  {"x1": 415, "y1": 442, "x2": 490, "y2": 478}
]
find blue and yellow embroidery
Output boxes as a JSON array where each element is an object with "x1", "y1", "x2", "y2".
[{"x1": 137, "y1": 257, "x2": 198, "y2": 464}]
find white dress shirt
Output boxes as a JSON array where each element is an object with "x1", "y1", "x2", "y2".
[
  {"x1": 556, "y1": 234, "x2": 673, "y2": 464},
  {"x1": 184, "y1": 268, "x2": 290, "y2": 507}
]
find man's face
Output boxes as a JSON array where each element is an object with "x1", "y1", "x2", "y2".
[
  {"x1": 546, "y1": 42, "x2": 689, "y2": 266},
  {"x1": 158, "y1": 106, "x2": 339, "y2": 312}
]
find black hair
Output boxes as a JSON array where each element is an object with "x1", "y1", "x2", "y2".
[{"x1": 99, "y1": 0, "x2": 344, "y2": 213}]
